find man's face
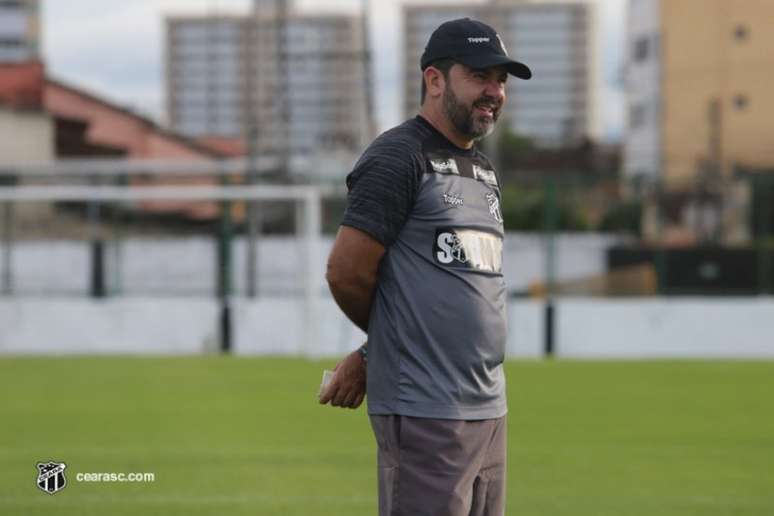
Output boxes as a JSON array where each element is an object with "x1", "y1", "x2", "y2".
[{"x1": 441, "y1": 64, "x2": 508, "y2": 141}]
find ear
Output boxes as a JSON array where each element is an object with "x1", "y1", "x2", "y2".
[{"x1": 423, "y1": 66, "x2": 447, "y2": 100}]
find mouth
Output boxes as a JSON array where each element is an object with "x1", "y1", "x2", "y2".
[{"x1": 473, "y1": 102, "x2": 498, "y2": 119}]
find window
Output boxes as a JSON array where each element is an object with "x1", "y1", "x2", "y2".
[
  {"x1": 629, "y1": 103, "x2": 647, "y2": 129},
  {"x1": 633, "y1": 36, "x2": 649, "y2": 62}
]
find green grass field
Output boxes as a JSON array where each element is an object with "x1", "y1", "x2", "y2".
[{"x1": 1, "y1": 357, "x2": 772, "y2": 515}]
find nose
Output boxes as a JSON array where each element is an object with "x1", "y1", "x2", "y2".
[{"x1": 484, "y1": 78, "x2": 505, "y2": 102}]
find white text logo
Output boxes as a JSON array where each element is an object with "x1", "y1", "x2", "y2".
[
  {"x1": 442, "y1": 193, "x2": 464, "y2": 207},
  {"x1": 434, "y1": 229, "x2": 503, "y2": 273}
]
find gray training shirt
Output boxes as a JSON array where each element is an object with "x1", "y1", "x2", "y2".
[{"x1": 342, "y1": 115, "x2": 507, "y2": 420}]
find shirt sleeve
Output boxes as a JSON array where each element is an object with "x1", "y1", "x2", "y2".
[{"x1": 341, "y1": 144, "x2": 422, "y2": 247}]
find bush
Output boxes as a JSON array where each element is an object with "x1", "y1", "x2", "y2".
[
  {"x1": 501, "y1": 185, "x2": 589, "y2": 231},
  {"x1": 597, "y1": 201, "x2": 643, "y2": 236}
]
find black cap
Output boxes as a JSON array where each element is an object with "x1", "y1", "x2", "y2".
[{"x1": 420, "y1": 18, "x2": 531, "y2": 80}]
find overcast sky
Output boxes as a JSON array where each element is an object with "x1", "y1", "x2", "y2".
[{"x1": 42, "y1": 0, "x2": 626, "y2": 141}]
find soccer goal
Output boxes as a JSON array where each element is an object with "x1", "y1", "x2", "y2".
[{"x1": 0, "y1": 158, "x2": 339, "y2": 355}]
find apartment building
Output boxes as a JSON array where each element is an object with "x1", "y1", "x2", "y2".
[
  {"x1": 624, "y1": 0, "x2": 774, "y2": 187},
  {"x1": 0, "y1": 0, "x2": 39, "y2": 62},
  {"x1": 166, "y1": 16, "x2": 252, "y2": 140},
  {"x1": 166, "y1": 6, "x2": 370, "y2": 156},
  {"x1": 403, "y1": 0, "x2": 596, "y2": 148}
]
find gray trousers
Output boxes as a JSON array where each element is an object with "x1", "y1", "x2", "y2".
[{"x1": 369, "y1": 414, "x2": 507, "y2": 516}]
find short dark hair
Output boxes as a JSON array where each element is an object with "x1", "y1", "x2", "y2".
[{"x1": 420, "y1": 58, "x2": 456, "y2": 105}]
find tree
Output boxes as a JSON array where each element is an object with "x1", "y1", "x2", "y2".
[
  {"x1": 597, "y1": 201, "x2": 643, "y2": 236},
  {"x1": 501, "y1": 184, "x2": 589, "y2": 232}
]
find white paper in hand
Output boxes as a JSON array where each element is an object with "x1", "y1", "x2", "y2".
[{"x1": 319, "y1": 369, "x2": 336, "y2": 397}]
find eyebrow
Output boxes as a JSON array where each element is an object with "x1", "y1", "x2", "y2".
[{"x1": 467, "y1": 67, "x2": 508, "y2": 80}]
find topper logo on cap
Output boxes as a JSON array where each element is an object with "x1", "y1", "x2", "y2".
[{"x1": 420, "y1": 18, "x2": 531, "y2": 80}]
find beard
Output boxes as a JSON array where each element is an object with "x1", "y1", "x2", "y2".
[{"x1": 442, "y1": 83, "x2": 500, "y2": 141}]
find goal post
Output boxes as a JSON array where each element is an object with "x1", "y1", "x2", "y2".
[{"x1": 0, "y1": 183, "x2": 332, "y2": 356}]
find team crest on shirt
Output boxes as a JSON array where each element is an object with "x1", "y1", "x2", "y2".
[
  {"x1": 485, "y1": 192, "x2": 503, "y2": 223},
  {"x1": 429, "y1": 157, "x2": 460, "y2": 175}
]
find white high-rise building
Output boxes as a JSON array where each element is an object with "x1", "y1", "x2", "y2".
[
  {"x1": 166, "y1": 5, "x2": 370, "y2": 156},
  {"x1": 166, "y1": 16, "x2": 251, "y2": 139},
  {"x1": 0, "y1": 0, "x2": 40, "y2": 62},
  {"x1": 403, "y1": 0, "x2": 597, "y2": 148}
]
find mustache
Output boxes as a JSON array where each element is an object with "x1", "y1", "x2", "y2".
[{"x1": 473, "y1": 96, "x2": 502, "y2": 112}]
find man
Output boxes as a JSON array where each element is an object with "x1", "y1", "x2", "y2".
[{"x1": 320, "y1": 18, "x2": 531, "y2": 516}]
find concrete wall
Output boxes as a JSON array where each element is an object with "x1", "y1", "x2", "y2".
[
  {"x1": 1, "y1": 297, "x2": 772, "y2": 358},
  {"x1": 0, "y1": 299, "x2": 219, "y2": 355},
  {"x1": 557, "y1": 298, "x2": 774, "y2": 358},
  {"x1": 0, "y1": 106, "x2": 53, "y2": 164},
  {"x1": 0, "y1": 234, "x2": 624, "y2": 297}
]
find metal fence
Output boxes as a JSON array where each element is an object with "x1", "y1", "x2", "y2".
[{"x1": 1, "y1": 160, "x2": 772, "y2": 299}]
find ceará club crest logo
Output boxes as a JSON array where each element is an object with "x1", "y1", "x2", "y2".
[{"x1": 36, "y1": 461, "x2": 67, "y2": 495}]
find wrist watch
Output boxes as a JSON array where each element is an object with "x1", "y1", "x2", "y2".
[{"x1": 357, "y1": 343, "x2": 368, "y2": 362}]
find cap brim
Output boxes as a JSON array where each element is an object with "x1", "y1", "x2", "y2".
[{"x1": 456, "y1": 54, "x2": 532, "y2": 80}]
